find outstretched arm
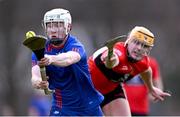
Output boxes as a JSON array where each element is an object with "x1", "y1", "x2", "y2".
[
  {"x1": 140, "y1": 67, "x2": 154, "y2": 91},
  {"x1": 39, "y1": 51, "x2": 81, "y2": 67},
  {"x1": 102, "y1": 35, "x2": 126, "y2": 69},
  {"x1": 140, "y1": 67, "x2": 171, "y2": 101}
]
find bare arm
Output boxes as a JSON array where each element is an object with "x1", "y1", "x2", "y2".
[
  {"x1": 31, "y1": 65, "x2": 48, "y2": 89},
  {"x1": 149, "y1": 76, "x2": 164, "y2": 101},
  {"x1": 31, "y1": 65, "x2": 41, "y2": 86},
  {"x1": 140, "y1": 67, "x2": 171, "y2": 101},
  {"x1": 151, "y1": 57, "x2": 164, "y2": 90},
  {"x1": 153, "y1": 74, "x2": 163, "y2": 90},
  {"x1": 140, "y1": 67, "x2": 154, "y2": 91},
  {"x1": 45, "y1": 51, "x2": 81, "y2": 67}
]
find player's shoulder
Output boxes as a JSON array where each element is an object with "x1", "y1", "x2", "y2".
[
  {"x1": 68, "y1": 34, "x2": 75, "y2": 39},
  {"x1": 115, "y1": 42, "x2": 125, "y2": 46},
  {"x1": 137, "y1": 56, "x2": 149, "y2": 70},
  {"x1": 67, "y1": 34, "x2": 82, "y2": 45},
  {"x1": 148, "y1": 56, "x2": 159, "y2": 70},
  {"x1": 131, "y1": 56, "x2": 149, "y2": 73},
  {"x1": 149, "y1": 56, "x2": 158, "y2": 64},
  {"x1": 114, "y1": 42, "x2": 126, "y2": 54},
  {"x1": 68, "y1": 34, "x2": 78, "y2": 41},
  {"x1": 114, "y1": 42, "x2": 125, "y2": 49}
]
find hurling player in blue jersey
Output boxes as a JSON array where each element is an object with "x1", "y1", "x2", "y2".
[{"x1": 31, "y1": 8, "x2": 104, "y2": 116}]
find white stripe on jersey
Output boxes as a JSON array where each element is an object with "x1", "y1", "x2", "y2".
[{"x1": 92, "y1": 46, "x2": 108, "y2": 60}]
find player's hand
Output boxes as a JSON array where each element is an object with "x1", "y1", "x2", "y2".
[
  {"x1": 101, "y1": 50, "x2": 119, "y2": 68},
  {"x1": 32, "y1": 80, "x2": 49, "y2": 90},
  {"x1": 150, "y1": 86, "x2": 171, "y2": 102},
  {"x1": 39, "y1": 81, "x2": 49, "y2": 89},
  {"x1": 38, "y1": 57, "x2": 50, "y2": 67}
]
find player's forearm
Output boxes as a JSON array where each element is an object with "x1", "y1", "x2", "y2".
[
  {"x1": 45, "y1": 51, "x2": 81, "y2": 67},
  {"x1": 153, "y1": 78, "x2": 164, "y2": 90},
  {"x1": 31, "y1": 65, "x2": 42, "y2": 88},
  {"x1": 31, "y1": 76, "x2": 41, "y2": 88},
  {"x1": 140, "y1": 67, "x2": 154, "y2": 91}
]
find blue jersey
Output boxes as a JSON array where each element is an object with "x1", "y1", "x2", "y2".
[{"x1": 32, "y1": 34, "x2": 104, "y2": 116}]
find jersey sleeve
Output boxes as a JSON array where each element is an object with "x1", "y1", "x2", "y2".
[
  {"x1": 32, "y1": 52, "x2": 38, "y2": 67},
  {"x1": 66, "y1": 39, "x2": 86, "y2": 59},
  {"x1": 129, "y1": 56, "x2": 150, "y2": 75},
  {"x1": 149, "y1": 57, "x2": 160, "y2": 80},
  {"x1": 136, "y1": 56, "x2": 150, "y2": 73},
  {"x1": 113, "y1": 42, "x2": 125, "y2": 62}
]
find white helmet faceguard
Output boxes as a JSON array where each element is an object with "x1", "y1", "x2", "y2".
[{"x1": 43, "y1": 8, "x2": 72, "y2": 35}]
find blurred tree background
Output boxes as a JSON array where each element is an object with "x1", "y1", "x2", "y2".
[{"x1": 0, "y1": 0, "x2": 180, "y2": 115}]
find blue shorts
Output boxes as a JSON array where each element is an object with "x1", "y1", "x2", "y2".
[{"x1": 50, "y1": 106, "x2": 103, "y2": 116}]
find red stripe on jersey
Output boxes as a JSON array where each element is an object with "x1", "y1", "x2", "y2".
[
  {"x1": 55, "y1": 89, "x2": 62, "y2": 109},
  {"x1": 72, "y1": 48, "x2": 79, "y2": 52}
]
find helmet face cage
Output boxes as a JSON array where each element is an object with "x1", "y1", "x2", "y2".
[
  {"x1": 127, "y1": 39, "x2": 152, "y2": 61},
  {"x1": 46, "y1": 22, "x2": 67, "y2": 40},
  {"x1": 126, "y1": 26, "x2": 154, "y2": 61},
  {"x1": 42, "y1": 8, "x2": 72, "y2": 35},
  {"x1": 129, "y1": 38, "x2": 152, "y2": 55}
]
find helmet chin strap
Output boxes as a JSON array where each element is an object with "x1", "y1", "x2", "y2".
[
  {"x1": 49, "y1": 35, "x2": 68, "y2": 46},
  {"x1": 49, "y1": 38, "x2": 64, "y2": 46}
]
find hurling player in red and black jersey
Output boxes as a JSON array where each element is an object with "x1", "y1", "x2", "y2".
[{"x1": 88, "y1": 26, "x2": 171, "y2": 116}]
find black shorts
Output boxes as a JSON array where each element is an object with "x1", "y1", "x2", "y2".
[
  {"x1": 100, "y1": 84, "x2": 126, "y2": 107},
  {"x1": 131, "y1": 112, "x2": 148, "y2": 116}
]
